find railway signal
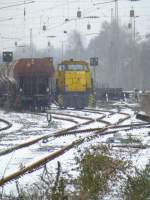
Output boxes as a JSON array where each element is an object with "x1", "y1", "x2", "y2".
[
  {"x1": 130, "y1": 10, "x2": 134, "y2": 18},
  {"x1": 2, "y1": 51, "x2": 13, "y2": 62},
  {"x1": 48, "y1": 41, "x2": 50, "y2": 47},
  {"x1": 15, "y1": 41, "x2": 18, "y2": 47},
  {"x1": 128, "y1": 23, "x2": 132, "y2": 29},
  {"x1": 87, "y1": 23, "x2": 91, "y2": 30},
  {"x1": 43, "y1": 24, "x2": 46, "y2": 31},
  {"x1": 90, "y1": 57, "x2": 98, "y2": 66},
  {"x1": 77, "y1": 9, "x2": 82, "y2": 18}
]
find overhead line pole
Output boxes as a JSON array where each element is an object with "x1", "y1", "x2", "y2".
[
  {"x1": 115, "y1": 0, "x2": 118, "y2": 26},
  {"x1": 30, "y1": 28, "x2": 33, "y2": 58},
  {"x1": 114, "y1": 0, "x2": 119, "y2": 87}
]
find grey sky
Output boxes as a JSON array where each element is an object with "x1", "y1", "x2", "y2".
[{"x1": 0, "y1": 0, "x2": 149, "y2": 51}]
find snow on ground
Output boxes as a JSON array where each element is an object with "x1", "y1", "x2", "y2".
[
  {"x1": 0, "y1": 121, "x2": 7, "y2": 129},
  {"x1": 0, "y1": 104, "x2": 150, "y2": 196},
  {"x1": 66, "y1": 110, "x2": 103, "y2": 119}
]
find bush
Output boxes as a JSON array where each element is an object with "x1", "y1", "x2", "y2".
[
  {"x1": 123, "y1": 164, "x2": 150, "y2": 200},
  {"x1": 75, "y1": 145, "x2": 129, "y2": 200}
]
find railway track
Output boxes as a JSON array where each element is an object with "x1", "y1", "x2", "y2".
[
  {"x1": 0, "y1": 108, "x2": 133, "y2": 187},
  {"x1": 0, "y1": 118, "x2": 12, "y2": 132},
  {"x1": 0, "y1": 106, "x2": 149, "y2": 188},
  {"x1": 0, "y1": 111, "x2": 86, "y2": 142},
  {"x1": 0, "y1": 110, "x2": 105, "y2": 157}
]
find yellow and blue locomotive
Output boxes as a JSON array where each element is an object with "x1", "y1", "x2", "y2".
[{"x1": 56, "y1": 59, "x2": 95, "y2": 108}]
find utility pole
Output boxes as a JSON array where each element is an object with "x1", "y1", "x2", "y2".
[
  {"x1": 133, "y1": 17, "x2": 136, "y2": 41},
  {"x1": 23, "y1": 0, "x2": 26, "y2": 43},
  {"x1": 133, "y1": 16, "x2": 139, "y2": 42},
  {"x1": 114, "y1": 0, "x2": 119, "y2": 87},
  {"x1": 61, "y1": 41, "x2": 64, "y2": 60},
  {"x1": 129, "y1": 9, "x2": 139, "y2": 88},
  {"x1": 111, "y1": 8, "x2": 114, "y2": 23},
  {"x1": 130, "y1": 9, "x2": 134, "y2": 41},
  {"x1": 130, "y1": 9, "x2": 139, "y2": 42},
  {"x1": 115, "y1": 0, "x2": 118, "y2": 26},
  {"x1": 30, "y1": 28, "x2": 33, "y2": 57}
]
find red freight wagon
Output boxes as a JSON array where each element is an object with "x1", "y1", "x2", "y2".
[{"x1": 14, "y1": 58, "x2": 55, "y2": 110}]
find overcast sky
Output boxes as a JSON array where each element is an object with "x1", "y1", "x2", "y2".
[{"x1": 0, "y1": 0, "x2": 149, "y2": 51}]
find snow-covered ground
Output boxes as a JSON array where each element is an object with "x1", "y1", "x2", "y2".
[
  {"x1": 0, "y1": 121, "x2": 7, "y2": 130},
  {"x1": 0, "y1": 104, "x2": 149, "y2": 196}
]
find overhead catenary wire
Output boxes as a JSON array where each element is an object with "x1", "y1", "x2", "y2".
[
  {"x1": 0, "y1": 0, "x2": 146, "y2": 17},
  {"x1": 0, "y1": 0, "x2": 148, "y2": 50},
  {"x1": 0, "y1": 0, "x2": 147, "y2": 22},
  {"x1": 0, "y1": 0, "x2": 35, "y2": 10},
  {"x1": 93, "y1": 0, "x2": 116, "y2": 6},
  {"x1": 0, "y1": 17, "x2": 13, "y2": 22}
]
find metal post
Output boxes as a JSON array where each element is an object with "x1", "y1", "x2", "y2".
[
  {"x1": 47, "y1": 111, "x2": 52, "y2": 127},
  {"x1": 94, "y1": 66, "x2": 96, "y2": 89},
  {"x1": 111, "y1": 8, "x2": 114, "y2": 23},
  {"x1": 115, "y1": 0, "x2": 118, "y2": 26},
  {"x1": 114, "y1": 0, "x2": 119, "y2": 87},
  {"x1": 30, "y1": 28, "x2": 33, "y2": 57},
  {"x1": 133, "y1": 16, "x2": 139, "y2": 42},
  {"x1": 61, "y1": 41, "x2": 64, "y2": 60},
  {"x1": 134, "y1": 17, "x2": 136, "y2": 41},
  {"x1": 130, "y1": 16, "x2": 133, "y2": 41}
]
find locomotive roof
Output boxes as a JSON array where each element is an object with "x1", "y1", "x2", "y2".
[
  {"x1": 14, "y1": 58, "x2": 55, "y2": 76},
  {"x1": 60, "y1": 60, "x2": 89, "y2": 65}
]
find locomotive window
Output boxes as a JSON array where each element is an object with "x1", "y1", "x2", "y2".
[
  {"x1": 67, "y1": 64, "x2": 84, "y2": 71},
  {"x1": 58, "y1": 64, "x2": 66, "y2": 71},
  {"x1": 84, "y1": 64, "x2": 89, "y2": 71}
]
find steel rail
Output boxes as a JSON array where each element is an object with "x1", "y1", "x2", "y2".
[
  {"x1": 0, "y1": 122, "x2": 79, "y2": 157},
  {"x1": 0, "y1": 139, "x2": 84, "y2": 187},
  {"x1": 47, "y1": 111, "x2": 95, "y2": 121},
  {"x1": 52, "y1": 116, "x2": 78, "y2": 124},
  {"x1": 0, "y1": 117, "x2": 113, "y2": 187},
  {"x1": 112, "y1": 144, "x2": 150, "y2": 149},
  {"x1": 99, "y1": 126, "x2": 150, "y2": 136},
  {"x1": 55, "y1": 122, "x2": 150, "y2": 136},
  {"x1": 0, "y1": 110, "x2": 131, "y2": 186},
  {"x1": 110, "y1": 122, "x2": 150, "y2": 129},
  {"x1": 0, "y1": 118, "x2": 12, "y2": 131},
  {"x1": 0, "y1": 109, "x2": 129, "y2": 157},
  {"x1": 28, "y1": 110, "x2": 95, "y2": 121},
  {"x1": 0, "y1": 111, "x2": 104, "y2": 157},
  {"x1": 0, "y1": 113, "x2": 79, "y2": 141}
]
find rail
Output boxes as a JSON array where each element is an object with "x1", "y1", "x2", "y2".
[
  {"x1": 0, "y1": 109, "x2": 131, "y2": 186},
  {"x1": 0, "y1": 118, "x2": 12, "y2": 132}
]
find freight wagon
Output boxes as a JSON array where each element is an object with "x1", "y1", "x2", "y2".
[{"x1": 14, "y1": 58, "x2": 55, "y2": 110}]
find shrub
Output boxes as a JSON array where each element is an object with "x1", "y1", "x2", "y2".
[{"x1": 123, "y1": 164, "x2": 150, "y2": 200}]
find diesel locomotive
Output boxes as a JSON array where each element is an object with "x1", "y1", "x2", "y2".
[{"x1": 56, "y1": 59, "x2": 95, "y2": 108}]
